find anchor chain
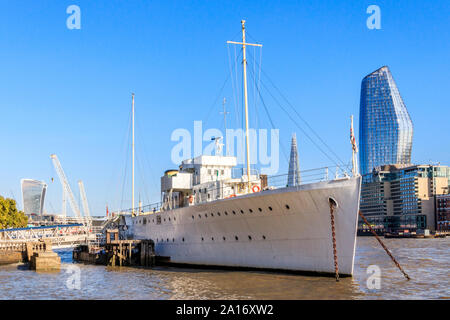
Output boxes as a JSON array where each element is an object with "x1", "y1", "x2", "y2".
[
  {"x1": 358, "y1": 210, "x2": 411, "y2": 280},
  {"x1": 329, "y1": 203, "x2": 339, "y2": 282}
]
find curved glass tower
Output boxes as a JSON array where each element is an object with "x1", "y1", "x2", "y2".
[
  {"x1": 21, "y1": 179, "x2": 47, "y2": 215},
  {"x1": 359, "y1": 66, "x2": 413, "y2": 175}
]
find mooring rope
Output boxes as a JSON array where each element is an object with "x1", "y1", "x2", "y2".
[
  {"x1": 358, "y1": 210, "x2": 411, "y2": 281},
  {"x1": 329, "y1": 203, "x2": 339, "y2": 282}
]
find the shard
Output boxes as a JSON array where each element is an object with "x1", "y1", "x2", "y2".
[{"x1": 287, "y1": 133, "x2": 301, "y2": 187}]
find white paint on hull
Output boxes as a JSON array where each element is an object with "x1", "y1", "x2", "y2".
[{"x1": 131, "y1": 176, "x2": 361, "y2": 275}]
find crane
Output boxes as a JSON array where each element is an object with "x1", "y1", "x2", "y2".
[
  {"x1": 50, "y1": 154, "x2": 85, "y2": 226},
  {"x1": 78, "y1": 180, "x2": 92, "y2": 230},
  {"x1": 62, "y1": 188, "x2": 67, "y2": 224}
]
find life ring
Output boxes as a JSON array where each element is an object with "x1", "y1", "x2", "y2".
[
  {"x1": 189, "y1": 195, "x2": 194, "y2": 204},
  {"x1": 252, "y1": 185, "x2": 261, "y2": 193}
]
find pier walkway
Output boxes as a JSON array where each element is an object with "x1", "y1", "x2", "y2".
[{"x1": 0, "y1": 224, "x2": 97, "y2": 249}]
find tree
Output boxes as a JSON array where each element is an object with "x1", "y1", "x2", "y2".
[{"x1": 0, "y1": 196, "x2": 28, "y2": 229}]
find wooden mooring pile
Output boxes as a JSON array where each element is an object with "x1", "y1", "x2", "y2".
[{"x1": 73, "y1": 229, "x2": 155, "y2": 267}]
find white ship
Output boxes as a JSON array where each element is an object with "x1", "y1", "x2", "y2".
[{"x1": 127, "y1": 21, "x2": 361, "y2": 276}]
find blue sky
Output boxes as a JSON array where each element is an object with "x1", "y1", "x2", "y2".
[{"x1": 0, "y1": 0, "x2": 449, "y2": 216}]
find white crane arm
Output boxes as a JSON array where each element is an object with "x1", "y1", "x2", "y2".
[{"x1": 50, "y1": 154, "x2": 84, "y2": 224}]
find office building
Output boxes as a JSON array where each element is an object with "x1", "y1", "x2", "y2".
[
  {"x1": 21, "y1": 179, "x2": 47, "y2": 216},
  {"x1": 359, "y1": 164, "x2": 450, "y2": 233}
]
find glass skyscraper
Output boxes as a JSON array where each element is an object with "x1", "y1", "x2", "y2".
[
  {"x1": 21, "y1": 179, "x2": 47, "y2": 215},
  {"x1": 359, "y1": 66, "x2": 413, "y2": 175}
]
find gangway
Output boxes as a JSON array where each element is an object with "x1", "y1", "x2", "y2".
[{"x1": 0, "y1": 224, "x2": 96, "y2": 249}]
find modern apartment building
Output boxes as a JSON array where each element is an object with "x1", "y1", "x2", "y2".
[
  {"x1": 359, "y1": 66, "x2": 413, "y2": 175},
  {"x1": 436, "y1": 194, "x2": 450, "y2": 231},
  {"x1": 359, "y1": 164, "x2": 450, "y2": 233}
]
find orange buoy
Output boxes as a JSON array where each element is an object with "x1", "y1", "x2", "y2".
[{"x1": 252, "y1": 185, "x2": 261, "y2": 193}]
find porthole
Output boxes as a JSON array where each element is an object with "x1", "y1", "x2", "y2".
[
  {"x1": 198, "y1": 214, "x2": 201, "y2": 218},
  {"x1": 223, "y1": 237, "x2": 226, "y2": 241},
  {"x1": 182, "y1": 238, "x2": 185, "y2": 242},
  {"x1": 205, "y1": 213, "x2": 208, "y2": 218},
  {"x1": 262, "y1": 235, "x2": 266, "y2": 240},
  {"x1": 169, "y1": 217, "x2": 171, "y2": 221},
  {"x1": 174, "y1": 217, "x2": 176, "y2": 221},
  {"x1": 201, "y1": 237, "x2": 204, "y2": 241},
  {"x1": 167, "y1": 238, "x2": 169, "y2": 242},
  {"x1": 235, "y1": 236, "x2": 239, "y2": 241},
  {"x1": 211, "y1": 237, "x2": 214, "y2": 241},
  {"x1": 164, "y1": 218, "x2": 166, "y2": 222},
  {"x1": 240, "y1": 210, "x2": 244, "y2": 214},
  {"x1": 268, "y1": 206, "x2": 273, "y2": 211},
  {"x1": 258, "y1": 208, "x2": 262, "y2": 212},
  {"x1": 211, "y1": 213, "x2": 214, "y2": 217},
  {"x1": 249, "y1": 209, "x2": 253, "y2": 213},
  {"x1": 248, "y1": 235, "x2": 252, "y2": 240},
  {"x1": 217, "y1": 212, "x2": 221, "y2": 216},
  {"x1": 192, "y1": 215, "x2": 194, "y2": 219},
  {"x1": 233, "y1": 210, "x2": 236, "y2": 215},
  {"x1": 285, "y1": 205, "x2": 290, "y2": 210},
  {"x1": 172, "y1": 238, "x2": 174, "y2": 242},
  {"x1": 225, "y1": 211, "x2": 228, "y2": 215}
]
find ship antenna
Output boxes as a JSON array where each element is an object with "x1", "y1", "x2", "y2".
[
  {"x1": 220, "y1": 98, "x2": 229, "y2": 155},
  {"x1": 227, "y1": 20, "x2": 262, "y2": 193}
]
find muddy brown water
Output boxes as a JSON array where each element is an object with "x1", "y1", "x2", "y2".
[{"x1": 0, "y1": 237, "x2": 448, "y2": 299}]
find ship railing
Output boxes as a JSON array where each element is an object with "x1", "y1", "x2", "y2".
[
  {"x1": 231, "y1": 168, "x2": 260, "y2": 179},
  {"x1": 120, "y1": 202, "x2": 163, "y2": 216},
  {"x1": 265, "y1": 166, "x2": 349, "y2": 189},
  {"x1": 120, "y1": 166, "x2": 350, "y2": 215}
]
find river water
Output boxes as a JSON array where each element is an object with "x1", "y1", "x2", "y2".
[{"x1": 0, "y1": 237, "x2": 448, "y2": 300}]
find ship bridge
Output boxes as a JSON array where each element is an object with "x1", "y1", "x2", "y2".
[{"x1": 160, "y1": 155, "x2": 261, "y2": 210}]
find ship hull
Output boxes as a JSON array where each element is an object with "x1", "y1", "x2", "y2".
[{"x1": 131, "y1": 176, "x2": 361, "y2": 275}]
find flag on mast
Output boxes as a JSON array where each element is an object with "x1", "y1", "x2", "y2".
[{"x1": 350, "y1": 116, "x2": 358, "y2": 152}]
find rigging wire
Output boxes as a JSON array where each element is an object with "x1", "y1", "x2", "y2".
[
  {"x1": 246, "y1": 49, "x2": 349, "y2": 171},
  {"x1": 203, "y1": 47, "x2": 242, "y2": 130},
  {"x1": 104, "y1": 100, "x2": 133, "y2": 213},
  {"x1": 247, "y1": 65, "x2": 290, "y2": 163},
  {"x1": 134, "y1": 112, "x2": 153, "y2": 205},
  {"x1": 119, "y1": 108, "x2": 132, "y2": 212}
]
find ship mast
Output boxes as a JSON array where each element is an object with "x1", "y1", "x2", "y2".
[
  {"x1": 132, "y1": 93, "x2": 135, "y2": 216},
  {"x1": 227, "y1": 20, "x2": 262, "y2": 193}
]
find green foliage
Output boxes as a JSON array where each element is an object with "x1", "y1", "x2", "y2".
[{"x1": 0, "y1": 196, "x2": 28, "y2": 229}]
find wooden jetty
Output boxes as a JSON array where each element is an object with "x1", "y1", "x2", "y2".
[{"x1": 73, "y1": 229, "x2": 155, "y2": 267}]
